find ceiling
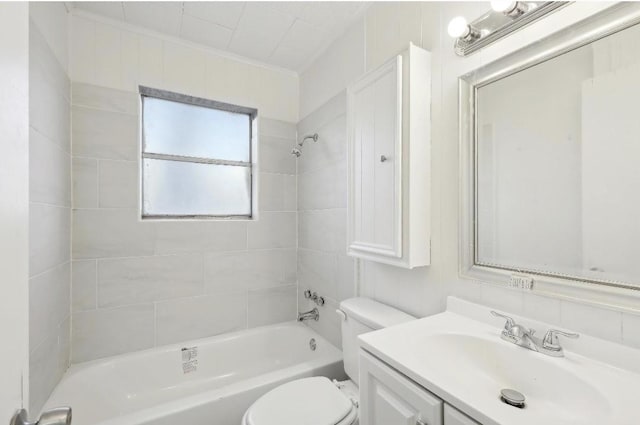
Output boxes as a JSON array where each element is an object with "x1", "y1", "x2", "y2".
[{"x1": 71, "y1": 1, "x2": 369, "y2": 72}]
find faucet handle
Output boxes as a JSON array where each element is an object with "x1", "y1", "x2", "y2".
[
  {"x1": 491, "y1": 311, "x2": 516, "y2": 331},
  {"x1": 542, "y1": 329, "x2": 579, "y2": 351}
]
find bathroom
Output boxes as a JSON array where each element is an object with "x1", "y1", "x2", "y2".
[{"x1": 1, "y1": 1, "x2": 639, "y2": 424}]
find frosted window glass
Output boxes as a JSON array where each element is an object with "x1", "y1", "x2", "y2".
[
  {"x1": 143, "y1": 97, "x2": 251, "y2": 162},
  {"x1": 143, "y1": 159, "x2": 251, "y2": 216}
]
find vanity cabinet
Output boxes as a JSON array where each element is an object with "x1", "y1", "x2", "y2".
[
  {"x1": 360, "y1": 350, "x2": 483, "y2": 425},
  {"x1": 359, "y1": 350, "x2": 442, "y2": 425},
  {"x1": 444, "y1": 405, "x2": 481, "y2": 425},
  {"x1": 347, "y1": 44, "x2": 431, "y2": 269}
]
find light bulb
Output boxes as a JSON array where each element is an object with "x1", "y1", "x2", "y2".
[
  {"x1": 491, "y1": 0, "x2": 518, "y2": 13},
  {"x1": 447, "y1": 16, "x2": 470, "y2": 39}
]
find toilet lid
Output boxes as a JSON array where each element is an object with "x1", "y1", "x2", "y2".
[{"x1": 245, "y1": 377, "x2": 355, "y2": 425}]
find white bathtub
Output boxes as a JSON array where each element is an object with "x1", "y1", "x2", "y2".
[{"x1": 43, "y1": 322, "x2": 345, "y2": 425}]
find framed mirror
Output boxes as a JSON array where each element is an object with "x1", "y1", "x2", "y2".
[{"x1": 459, "y1": 3, "x2": 640, "y2": 309}]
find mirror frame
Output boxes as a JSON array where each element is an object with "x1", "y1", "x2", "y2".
[{"x1": 459, "y1": 2, "x2": 640, "y2": 313}]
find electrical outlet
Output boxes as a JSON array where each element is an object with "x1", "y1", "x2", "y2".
[{"x1": 509, "y1": 274, "x2": 534, "y2": 290}]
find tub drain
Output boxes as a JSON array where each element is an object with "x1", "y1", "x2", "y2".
[
  {"x1": 500, "y1": 389, "x2": 525, "y2": 408},
  {"x1": 309, "y1": 338, "x2": 317, "y2": 351}
]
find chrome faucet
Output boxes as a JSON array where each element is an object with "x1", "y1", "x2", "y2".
[
  {"x1": 491, "y1": 311, "x2": 579, "y2": 357},
  {"x1": 298, "y1": 308, "x2": 319, "y2": 322}
]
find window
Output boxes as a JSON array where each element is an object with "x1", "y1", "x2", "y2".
[{"x1": 140, "y1": 86, "x2": 257, "y2": 219}]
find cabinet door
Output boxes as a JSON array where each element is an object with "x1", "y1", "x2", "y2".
[
  {"x1": 360, "y1": 351, "x2": 442, "y2": 425},
  {"x1": 444, "y1": 405, "x2": 481, "y2": 425},
  {"x1": 348, "y1": 55, "x2": 403, "y2": 258}
]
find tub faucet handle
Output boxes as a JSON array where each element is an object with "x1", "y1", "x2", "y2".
[{"x1": 11, "y1": 408, "x2": 72, "y2": 425}]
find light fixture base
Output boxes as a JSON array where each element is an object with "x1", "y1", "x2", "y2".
[{"x1": 453, "y1": 1, "x2": 568, "y2": 57}]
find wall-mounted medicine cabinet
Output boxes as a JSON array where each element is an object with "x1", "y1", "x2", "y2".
[{"x1": 347, "y1": 44, "x2": 431, "y2": 269}]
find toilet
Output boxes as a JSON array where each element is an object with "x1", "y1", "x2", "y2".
[{"x1": 242, "y1": 297, "x2": 415, "y2": 425}]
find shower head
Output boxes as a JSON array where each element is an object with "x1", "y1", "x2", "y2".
[
  {"x1": 291, "y1": 148, "x2": 302, "y2": 157},
  {"x1": 298, "y1": 133, "x2": 319, "y2": 147}
]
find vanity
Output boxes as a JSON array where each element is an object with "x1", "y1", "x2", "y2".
[{"x1": 357, "y1": 297, "x2": 640, "y2": 425}]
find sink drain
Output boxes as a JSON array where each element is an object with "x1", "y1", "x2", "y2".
[{"x1": 500, "y1": 389, "x2": 526, "y2": 408}]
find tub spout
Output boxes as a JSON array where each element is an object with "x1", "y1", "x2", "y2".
[{"x1": 298, "y1": 308, "x2": 319, "y2": 322}]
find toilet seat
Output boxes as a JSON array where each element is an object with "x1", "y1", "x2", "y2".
[{"x1": 243, "y1": 377, "x2": 358, "y2": 425}]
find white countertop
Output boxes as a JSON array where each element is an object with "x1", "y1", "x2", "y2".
[{"x1": 358, "y1": 297, "x2": 640, "y2": 425}]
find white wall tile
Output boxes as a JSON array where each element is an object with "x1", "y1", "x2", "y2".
[
  {"x1": 298, "y1": 209, "x2": 346, "y2": 252},
  {"x1": 94, "y1": 23, "x2": 122, "y2": 89},
  {"x1": 30, "y1": 2, "x2": 70, "y2": 73},
  {"x1": 29, "y1": 204, "x2": 71, "y2": 276},
  {"x1": 72, "y1": 82, "x2": 138, "y2": 114},
  {"x1": 248, "y1": 284, "x2": 297, "y2": 327},
  {"x1": 154, "y1": 220, "x2": 247, "y2": 255},
  {"x1": 73, "y1": 209, "x2": 156, "y2": 259},
  {"x1": 259, "y1": 172, "x2": 287, "y2": 212},
  {"x1": 72, "y1": 303, "x2": 155, "y2": 362},
  {"x1": 248, "y1": 211, "x2": 296, "y2": 249},
  {"x1": 155, "y1": 291, "x2": 247, "y2": 345},
  {"x1": 297, "y1": 160, "x2": 346, "y2": 210},
  {"x1": 70, "y1": 15, "x2": 95, "y2": 84},
  {"x1": 283, "y1": 175, "x2": 297, "y2": 211},
  {"x1": 29, "y1": 333, "x2": 64, "y2": 414},
  {"x1": 298, "y1": 248, "x2": 337, "y2": 300},
  {"x1": 29, "y1": 262, "x2": 70, "y2": 349},
  {"x1": 30, "y1": 70, "x2": 70, "y2": 152},
  {"x1": 259, "y1": 135, "x2": 297, "y2": 174},
  {"x1": 72, "y1": 157, "x2": 98, "y2": 208},
  {"x1": 260, "y1": 117, "x2": 297, "y2": 140},
  {"x1": 204, "y1": 250, "x2": 290, "y2": 292},
  {"x1": 97, "y1": 254, "x2": 203, "y2": 307},
  {"x1": 98, "y1": 160, "x2": 138, "y2": 208},
  {"x1": 30, "y1": 129, "x2": 71, "y2": 207},
  {"x1": 72, "y1": 260, "x2": 96, "y2": 312},
  {"x1": 72, "y1": 106, "x2": 138, "y2": 160}
]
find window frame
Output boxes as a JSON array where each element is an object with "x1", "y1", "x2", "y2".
[{"x1": 139, "y1": 86, "x2": 258, "y2": 220}]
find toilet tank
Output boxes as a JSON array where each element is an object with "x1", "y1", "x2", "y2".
[{"x1": 338, "y1": 298, "x2": 415, "y2": 385}]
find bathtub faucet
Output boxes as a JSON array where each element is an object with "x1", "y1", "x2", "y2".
[{"x1": 298, "y1": 308, "x2": 319, "y2": 322}]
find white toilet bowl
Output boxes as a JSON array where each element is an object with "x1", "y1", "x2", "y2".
[
  {"x1": 241, "y1": 298, "x2": 415, "y2": 425},
  {"x1": 242, "y1": 377, "x2": 359, "y2": 425}
]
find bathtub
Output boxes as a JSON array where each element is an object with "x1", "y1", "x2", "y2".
[{"x1": 43, "y1": 322, "x2": 345, "y2": 425}]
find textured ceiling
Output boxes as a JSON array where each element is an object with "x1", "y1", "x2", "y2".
[{"x1": 72, "y1": 1, "x2": 369, "y2": 71}]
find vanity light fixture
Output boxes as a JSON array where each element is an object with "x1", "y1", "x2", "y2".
[
  {"x1": 448, "y1": 1, "x2": 568, "y2": 57},
  {"x1": 447, "y1": 16, "x2": 480, "y2": 41},
  {"x1": 491, "y1": 1, "x2": 528, "y2": 17}
]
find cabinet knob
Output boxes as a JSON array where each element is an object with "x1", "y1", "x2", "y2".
[{"x1": 380, "y1": 155, "x2": 388, "y2": 162}]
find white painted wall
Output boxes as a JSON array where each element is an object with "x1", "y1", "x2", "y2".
[
  {"x1": 0, "y1": 2, "x2": 30, "y2": 420},
  {"x1": 298, "y1": 1, "x2": 640, "y2": 349}
]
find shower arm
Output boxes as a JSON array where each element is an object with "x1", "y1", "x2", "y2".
[{"x1": 298, "y1": 133, "x2": 318, "y2": 147}]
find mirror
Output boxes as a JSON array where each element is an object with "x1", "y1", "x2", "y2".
[{"x1": 473, "y1": 19, "x2": 640, "y2": 289}]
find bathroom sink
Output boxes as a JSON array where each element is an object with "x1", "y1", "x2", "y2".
[
  {"x1": 418, "y1": 333, "x2": 611, "y2": 424},
  {"x1": 358, "y1": 298, "x2": 640, "y2": 425}
]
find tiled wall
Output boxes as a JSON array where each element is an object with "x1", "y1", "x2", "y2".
[
  {"x1": 28, "y1": 18, "x2": 71, "y2": 413},
  {"x1": 70, "y1": 83, "x2": 298, "y2": 363},
  {"x1": 296, "y1": 92, "x2": 355, "y2": 349}
]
